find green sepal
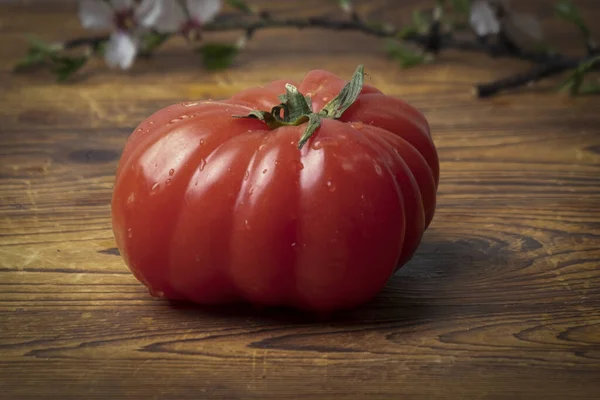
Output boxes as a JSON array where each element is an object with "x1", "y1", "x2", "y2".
[
  {"x1": 297, "y1": 113, "x2": 322, "y2": 150},
  {"x1": 233, "y1": 110, "x2": 281, "y2": 129},
  {"x1": 233, "y1": 65, "x2": 365, "y2": 150},
  {"x1": 319, "y1": 64, "x2": 364, "y2": 118}
]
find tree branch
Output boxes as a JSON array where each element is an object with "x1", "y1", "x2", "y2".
[
  {"x1": 475, "y1": 59, "x2": 578, "y2": 97},
  {"x1": 37, "y1": 14, "x2": 595, "y2": 98}
]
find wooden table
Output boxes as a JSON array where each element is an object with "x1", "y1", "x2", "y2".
[{"x1": 2, "y1": 1, "x2": 600, "y2": 399}]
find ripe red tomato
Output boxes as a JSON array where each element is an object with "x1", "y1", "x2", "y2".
[{"x1": 111, "y1": 66, "x2": 439, "y2": 312}]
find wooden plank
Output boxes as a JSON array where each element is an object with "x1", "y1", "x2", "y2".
[{"x1": 1, "y1": 0, "x2": 600, "y2": 399}]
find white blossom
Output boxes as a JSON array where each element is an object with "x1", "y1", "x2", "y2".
[
  {"x1": 105, "y1": 31, "x2": 138, "y2": 69},
  {"x1": 78, "y1": 0, "x2": 164, "y2": 69},
  {"x1": 153, "y1": 0, "x2": 222, "y2": 39},
  {"x1": 469, "y1": 0, "x2": 501, "y2": 37}
]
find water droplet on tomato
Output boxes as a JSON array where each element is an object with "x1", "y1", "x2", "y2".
[
  {"x1": 274, "y1": 160, "x2": 279, "y2": 166},
  {"x1": 169, "y1": 169, "x2": 175, "y2": 176},
  {"x1": 127, "y1": 192, "x2": 135, "y2": 204},
  {"x1": 262, "y1": 169, "x2": 268, "y2": 174},
  {"x1": 297, "y1": 162, "x2": 304, "y2": 171},
  {"x1": 148, "y1": 121, "x2": 154, "y2": 125},
  {"x1": 168, "y1": 114, "x2": 189, "y2": 124},
  {"x1": 311, "y1": 141, "x2": 323, "y2": 150},
  {"x1": 199, "y1": 159, "x2": 207, "y2": 171},
  {"x1": 291, "y1": 242, "x2": 296, "y2": 247},
  {"x1": 149, "y1": 288, "x2": 164, "y2": 298},
  {"x1": 244, "y1": 171, "x2": 250, "y2": 181},
  {"x1": 249, "y1": 187, "x2": 255, "y2": 195},
  {"x1": 199, "y1": 139, "x2": 205, "y2": 146},
  {"x1": 374, "y1": 164, "x2": 382, "y2": 175},
  {"x1": 327, "y1": 180, "x2": 336, "y2": 192},
  {"x1": 127, "y1": 228, "x2": 133, "y2": 238},
  {"x1": 166, "y1": 178, "x2": 172, "y2": 185},
  {"x1": 151, "y1": 183, "x2": 160, "y2": 192},
  {"x1": 244, "y1": 220, "x2": 251, "y2": 230}
]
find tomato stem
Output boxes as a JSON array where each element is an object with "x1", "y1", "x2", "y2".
[{"x1": 234, "y1": 64, "x2": 365, "y2": 150}]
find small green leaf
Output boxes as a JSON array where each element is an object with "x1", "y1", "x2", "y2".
[
  {"x1": 451, "y1": 0, "x2": 471, "y2": 14},
  {"x1": 226, "y1": 0, "x2": 254, "y2": 14},
  {"x1": 14, "y1": 36, "x2": 62, "y2": 71},
  {"x1": 50, "y1": 55, "x2": 88, "y2": 82},
  {"x1": 555, "y1": 1, "x2": 590, "y2": 39},
  {"x1": 386, "y1": 40, "x2": 427, "y2": 68},
  {"x1": 197, "y1": 43, "x2": 239, "y2": 71},
  {"x1": 339, "y1": 0, "x2": 352, "y2": 13},
  {"x1": 558, "y1": 55, "x2": 600, "y2": 95},
  {"x1": 397, "y1": 26, "x2": 419, "y2": 39},
  {"x1": 139, "y1": 32, "x2": 170, "y2": 57},
  {"x1": 25, "y1": 35, "x2": 61, "y2": 52},
  {"x1": 94, "y1": 40, "x2": 107, "y2": 56},
  {"x1": 578, "y1": 82, "x2": 600, "y2": 95},
  {"x1": 412, "y1": 9, "x2": 430, "y2": 33},
  {"x1": 14, "y1": 49, "x2": 47, "y2": 71}
]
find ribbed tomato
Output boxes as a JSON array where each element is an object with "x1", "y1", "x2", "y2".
[{"x1": 111, "y1": 66, "x2": 439, "y2": 312}]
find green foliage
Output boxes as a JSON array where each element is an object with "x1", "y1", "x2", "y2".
[
  {"x1": 51, "y1": 55, "x2": 88, "y2": 82},
  {"x1": 450, "y1": 0, "x2": 471, "y2": 14},
  {"x1": 555, "y1": 1, "x2": 591, "y2": 40},
  {"x1": 339, "y1": 0, "x2": 352, "y2": 12},
  {"x1": 576, "y1": 82, "x2": 600, "y2": 95},
  {"x1": 558, "y1": 55, "x2": 600, "y2": 95},
  {"x1": 14, "y1": 36, "x2": 62, "y2": 71},
  {"x1": 412, "y1": 9, "x2": 430, "y2": 33},
  {"x1": 386, "y1": 40, "x2": 428, "y2": 68},
  {"x1": 139, "y1": 32, "x2": 171, "y2": 57},
  {"x1": 226, "y1": 0, "x2": 254, "y2": 14},
  {"x1": 14, "y1": 36, "x2": 87, "y2": 82},
  {"x1": 197, "y1": 43, "x2": 239, "y2": 71}
]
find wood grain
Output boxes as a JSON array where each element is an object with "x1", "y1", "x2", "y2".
[{"x1": 1, "y1": 1, "x2": 600, "y2": 399}]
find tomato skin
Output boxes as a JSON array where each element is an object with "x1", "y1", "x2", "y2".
[{"x1": 111, "y1": 69, "x2": 439, "y2": 312}]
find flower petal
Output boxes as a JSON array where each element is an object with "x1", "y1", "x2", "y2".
[
  {"x1": 153, "y1": 1, "x2": 187, "y2": 33},
  {"x1": 469, "y1": 0, "x2": 501, "y2": 36},
  {"x1": 187, "y1": 0, "x2": 222, "y2": 23},
  {"x1": 78, "y1": 0, "x2": 114, "y2": 30},
  {"x1": 105, "y1": 31, "x2": 138, "y2": 69},
  {"x1": 110, "y1": 0, "x2": 134, "y2": 12},
  {"x1": 135, "y1": 0, "x2": 164, "y2": 28}
]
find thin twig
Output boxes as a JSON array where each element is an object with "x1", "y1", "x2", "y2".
[
  {"x1": 52, "y1": 15, "x2": 591, "y2": 97},
  {"x1": 63, "y1": 16, "x2": 566, "y2": 63},
  {"x1": 475, "y1": 59, "x2": 578, "y2": 97}
]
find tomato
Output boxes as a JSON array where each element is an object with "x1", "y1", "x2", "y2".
[{"x1": 111, "y1": 65, "x2": 439, "y2": 313}]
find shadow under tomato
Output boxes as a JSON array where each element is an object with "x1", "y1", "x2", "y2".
[{"x1": 163, "y1": 228, "x2": 520, "y2": 324}]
